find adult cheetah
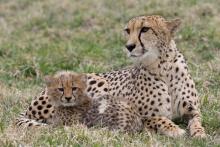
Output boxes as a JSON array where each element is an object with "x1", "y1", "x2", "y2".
[{"x1": 123, "y1": 15, "x2": 205, "y2": 138}]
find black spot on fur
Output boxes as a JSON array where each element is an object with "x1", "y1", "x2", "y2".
[
  {"x1": 29, "y1": 106, "x2": 32, "y2": 111},
  {"x1": 44, "y1": 109, "x2": 49, "y2": 114},
  {"x1": 39, "y1": 116, "x2": 44, "y2": 119},
  {"x1": 181, "y1": 73, "x2": 184, "y2": 77},
  {"x1": 37, "y1": 105, "x2": 43, "y2": 110},
  {"x1": 47, "y1": 104, "x2": 52, "y2": 108},
  {"x1": 28, "y1": 123, "x2": 33, "y2": 126},
  {"x1": 89, "y1": 80, "x2": 96, "y2": 85},
  {"x1": 150, "y1": 101, "x2": 155, "y2": 105},
  {"x1": 98, "y1": 82, "x2": 104, "y2": 87},
  {"x1": 87, "y1": 87, "x2": 91, "y2": 92},
  {"x1": 183, "y1": 101, "x2": 187, "y2": 107},
  {"x1": 175, "y1": 67, "x2": 179, "y2": 73},
  {"x1": 32, "y1": 110, "x2": 36, "y2": 115},
  {"x1": 139, "y1": 108, "x2": 142, "y2": 111},
  {"x1": 188, "y1": 106, "x2": 193, "y2": 111},
  {"x1": 154, "y1": 109, "x2": 159, "y2": 112}
]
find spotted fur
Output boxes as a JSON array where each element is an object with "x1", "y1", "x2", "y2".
[
  {"x1": 16, "y1": 71, "x2": 143, "y2": 133},
  {"x1": 15, "y1": 15, "x2": 204, "y2": 138},
  {"x1": 124, "y1": 15, "x2": 205, "y2": 138}
]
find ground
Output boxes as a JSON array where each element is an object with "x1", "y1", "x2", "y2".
[{"x1": 0, "y1": 0, "x2": 220, "y2": 146}]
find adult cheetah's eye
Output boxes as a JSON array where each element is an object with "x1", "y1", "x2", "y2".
[
  {"x1": 124, "y1": 28, "x2": 130, "y2": 34},
  {"x1": 58, "y1": 88, "x2": 64, "y2": 92},
  {"x1": 141, "y1": 27, "x2": 150, "y2": 33},
  {"x1": 72, "y1": 87, "x2": 78, "y2": 91}
]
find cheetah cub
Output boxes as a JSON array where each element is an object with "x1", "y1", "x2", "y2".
[
  {"x1": 44, "y1": 71, "x2": 91, "y2": 126},
  {"x1": 46, "y1": 71, "x2": 142, "y2": 132}
]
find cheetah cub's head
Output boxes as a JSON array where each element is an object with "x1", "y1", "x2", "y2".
[
  {"x1": 45, "y1": 71, "x2": 90, "y2": 107},
  {"x1": 124, "y1": 15, "x2": 181, "y2": 66}
]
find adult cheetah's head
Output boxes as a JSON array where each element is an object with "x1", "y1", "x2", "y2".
[
  {"x1": 124, "y1": 15, "x2": 181, "y2": 66},
  {"x1": 45, "y1": 71, "x2": 90, "y2": 107}
]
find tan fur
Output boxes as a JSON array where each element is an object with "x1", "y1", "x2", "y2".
[
  {"x1": 16, "y1": 71, "x2": 143, "y2": 133},
  {"x1": 16, "y1": 15, "x2": 205, "y2": 138},
  {"x1": 124, "y1": 15, "x2": 180, "y2": 67},
  {"x1": 124, "y1": 15, "x2": 205, "y2": 138},
  {"x1": 45, "y1": 71, "x2": 89, "y2": 107},
  {"x1": 45, "y1": 71, "x2": 90, "y2": 126}
]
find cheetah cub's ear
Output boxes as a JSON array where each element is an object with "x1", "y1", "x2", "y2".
[
  {"x1": 45, "y1": 75, "x2": 57, "y2": 87},
  {"x1": 165, "y1": 19, "x2": 181, "y2": 35},
  {"x1": 71, "y1": 73, "x2": 87, "y2": 89},
  {"x1": 79, "y1": 73, "x2": 87, "y2": 83}
]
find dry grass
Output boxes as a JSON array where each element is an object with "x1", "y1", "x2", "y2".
[{"x1": 0, "y1": 0, "x2": 220, "y2": 146}]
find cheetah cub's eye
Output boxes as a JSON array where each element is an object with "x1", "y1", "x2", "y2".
[
  {"x1": 72, "y1": 87, "x2": 78, "y2": 91},
  {"x1": 58, "y1": 88, "x2": 64, "y2": 92},
  {"x1": 124, "y1": 28, "x2": 130, "y2": 34},
  {"x1": 141, "y1": 27, "x2": 150, "y2": 33}
]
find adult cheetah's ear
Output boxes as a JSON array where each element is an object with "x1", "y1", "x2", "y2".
[
  {"x1": 165, "y1": 18, "x2": 181, "y2": 35},
  {"x1": 44, "y1": 76, "x2": 56, "y2": 87}
]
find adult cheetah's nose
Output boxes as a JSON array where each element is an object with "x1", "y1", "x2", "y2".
[
  {"x1": 65, "y1": 97, "x2": 72, "y2": 102},
  {"x1": 126, "y1": 44, "x2": 136, "y2": 52}
]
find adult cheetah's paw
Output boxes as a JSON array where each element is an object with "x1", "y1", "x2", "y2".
[
  {"x1": 162, "y1": 126, "x2": 186, "y2": 138},
  {"x1": 188, "y1": 119, "x2": 206, "y2": 138},
  {"x1": 144, "y1": 117, "x2": 186, "y2": 138},
  {"x1": 191, "y1": 129, "x2": 206, "y2": 138}
]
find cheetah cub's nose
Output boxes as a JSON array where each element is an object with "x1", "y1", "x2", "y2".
[
  {"x1": 126, "y1": 44, "x2": 136, "y2": 52},
  {"x1": 65, "y1": 97, "x2": 72, "y2": 102}
]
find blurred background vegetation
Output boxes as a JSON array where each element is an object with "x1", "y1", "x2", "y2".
[{"x1": 0, "y1": 0, "x2": 219, "y2": 146}]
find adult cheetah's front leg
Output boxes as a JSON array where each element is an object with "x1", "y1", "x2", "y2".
[
  {"x1": 187, "y1": 113, "x2": 206, "y2": 138},
  {"x1": 170, "y1": 53, "x2": 206, "y2": 138},
  {"x1": 143, "y1": 116, "x2": 185, "y2": 138}
]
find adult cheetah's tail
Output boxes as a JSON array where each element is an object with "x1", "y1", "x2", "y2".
[{"x1": 15, "y1": 112, "x2": 48, "y2": 128}]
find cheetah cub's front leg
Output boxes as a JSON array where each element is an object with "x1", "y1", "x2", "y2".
[{"x1": 143, "y1": 116, "x2": 185, "y2": 138}]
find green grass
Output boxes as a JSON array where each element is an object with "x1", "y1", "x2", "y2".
[{"x1": 0, "y1": 0, "x2": 220, "y2": 146}]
